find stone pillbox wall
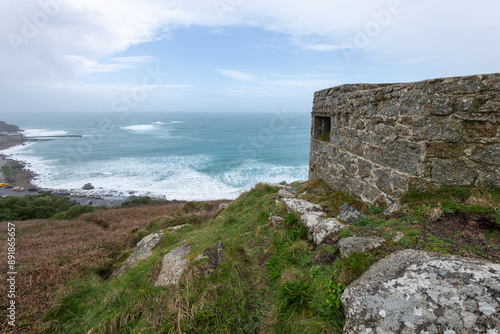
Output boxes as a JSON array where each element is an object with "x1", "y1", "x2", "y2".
[{"x1": 309, "y1": 73, "x2": 500, "y2": 206}]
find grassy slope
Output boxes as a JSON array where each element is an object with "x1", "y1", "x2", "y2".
[{"x1": 2, "y1": 182, "x2": 499, "y2": 333}]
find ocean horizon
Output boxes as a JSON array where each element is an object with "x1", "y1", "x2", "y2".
[{"x1": 0, "y1": 111, "x2": 310, "y2": 200}]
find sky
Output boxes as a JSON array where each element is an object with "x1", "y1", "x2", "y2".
[{"x1": 1, "y1": 0, "x2": 499, "y2": 113}]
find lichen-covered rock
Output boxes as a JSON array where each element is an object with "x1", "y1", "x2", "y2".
[
  {"x1": 336, "y1": 203, "x2": 366, "y2": 224},
  {"x1": 393, "y1": 231, "x2": 404, "y2": 243},
  {"x1": 269, "y1": 215, "x2": 285, "y2": 227},
  {"x1": 283, "y1": 198, "x2": 324, "y2": 216},
  {"x1": 301, "y1": 213, "x2": 345, "y2": 244},
  {"x1": 337, "y1": 237, "x2": 384, "y2": 258},
  {"x1": 277, "y1": 189, "x2": 295, "y2": 199},
  {"x1": 112, "y1": 225, "x2": 186, "y2": 277},
  {"x1": 342, "y1": 250, "x2": 500, "y2": 334},
  {"x1": 203, "y1": 241, "x2": 224, "y2": 270},
  {"x1": 384, "y1": 202, "x2": 401, "y2": 217},
  {"x1": 155, "y1": 245, "x2": 191, "y2": 287},
  {"x1": 218, "y1": 203, "x2": 229, "y2": 212}
]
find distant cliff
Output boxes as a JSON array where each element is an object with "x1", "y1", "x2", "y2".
[{"x1": 0, "y1": 121, "x2": 20, "y2": 133}]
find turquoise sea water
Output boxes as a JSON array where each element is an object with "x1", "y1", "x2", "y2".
[{"x1": 0, "y1": 111, "x2": 311, "y2": 200}]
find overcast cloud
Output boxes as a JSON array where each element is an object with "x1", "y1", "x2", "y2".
[{"x1": 1, "y1": 0, "x2": 499, "y2": 112}]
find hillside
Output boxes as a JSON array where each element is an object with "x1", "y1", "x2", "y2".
[
  {"x1": 1, "y1": 182, "x2": 499, "y2": 333},
  {"x1": 0, "y1": 121, "x2": 20, "y2": 133}
]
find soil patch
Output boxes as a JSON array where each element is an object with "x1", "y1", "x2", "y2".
[{"x1": 420, "y1": 212, "x2": 500, "y2": 262}]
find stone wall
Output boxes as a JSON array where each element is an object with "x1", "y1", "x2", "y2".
[{"x1": 309, "y1": 73, "x2": 500, "y2": 206}]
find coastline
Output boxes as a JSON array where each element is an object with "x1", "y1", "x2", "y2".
[{"x1": 0, "y1": 141, "x2": 38, "y2": 189}]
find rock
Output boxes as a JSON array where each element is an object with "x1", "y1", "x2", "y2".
[
  {"x1": 336, "y1": 203, "x2": 366, "y2": 224},
  {"x1": 203, "y1": 241, "x2": 224, "y2": 270},
  {"x1": 298, "y1": 188, "x2": 326, "y2": 199},
  {"x1": 268, "y1": 183, "x2": 293, "y2": 190},
  {"x1": 301, "y1": 214, "x2": 345, "y2": 244},
  {"x1": 277, "y1": 189, "x2": 295, "y2": 199},
  {"x1": 393, "y1": 231, "x2": 404, "y2": 243},
  {"x1": 270, "y1": 215, "x2": 285, "y2": 227},
  {"x1": 126, "y1": 231, "x2": 164, "y2": 268},
  {"x1": 112, "y1": 226, "x2": 186, "y2": 277},
  {"x1": 218, "y1": 203, "x2": 229, "y2": 212},
  {"x1": 342, "y1": 250, "x2": 500, "y2": 333},
  {"x1": 384, "y1": 202, "x2": 400, "y2": 217},
  {"x1": 337, "y1": 237, "x2": 385, "y2": 258},
  {"x1": 82, "y1": 183, "x2": 94, "y2": 190},
  {"x1": 470, "y1": 144, "x2": 500, "y2": 165},
  {"x1": 283, "y1": 198, "x2": 324, "y2": 216},
  {"x1": 155, "y1": 245, "x2": 191, "y2": 287},
  {"x1": 0, "y1": 121, "x2": 21, "y2": 132}
]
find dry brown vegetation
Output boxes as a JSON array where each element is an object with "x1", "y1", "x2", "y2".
[{"x1": 0, "y1": 200, "x2": 226, "y2": 333}]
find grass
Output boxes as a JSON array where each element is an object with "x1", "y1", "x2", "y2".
[
  {"x1": 1, "y1": 182, "x2": 499, "y2": 333},
  {"x1": 2, "y1": 165, "x2": 11, "y2": 178},
  {"x1": 317, "y1": 132, "x2": 330, "y2": 142},
  {"x1": 31, "y1": 183, "x2": 352, "y2": 333}
]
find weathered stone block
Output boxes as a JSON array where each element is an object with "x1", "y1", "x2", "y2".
[
  {"x1": 454, "y1": 96, "x2": 480, "y2": 112},
  {"x1": 357, "y1": 158, "x2": 373, "y2": 179},
  {"x1": 338, "y1": 237, "x2": 385, "y2": 258},
  {"x1": 431, "y1": 159, "x2": 478, "y2": 185},
  {"x1": 431, "y1": 96, "x2": 453, "y2": 115},
  {"x1": 425, "y1": 142, "x2": 466, "y2": 159},
  {"x1": 477, "y1": 163, "x2": 500, "y2": 187},
  {"x1": 377, "y1": 140, "x2": 421, "y2": 175},
  {"x1": 374, "y1": 168, "x2": 392, "y2": 194},
  {"x1": 413, "y1": 118, "x2": 462, "y2": 142},
  {"x1": 336, "y1": 203, "x2": 366, "y2": 224},
  {"x1": 391, "y1": 172, "x2": 409, "y2": 196},
  {"x1": 479, "y1": 100, "x2": 500, "y2": 113},
  {"x1": 470, "y1": 144, "x2": 500, "y2": 165},
  {"x1": 463, "y1": 121, "x2": 498, "y2": 138}
]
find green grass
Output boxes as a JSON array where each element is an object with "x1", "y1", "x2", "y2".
[
  {"x1": 37, "y1": 183, "x2": 500, "y2": 333},
  {"x1": 1, "y1": 165, "x2": 11, "y2": 178},
  {"x1": 43, "y1": 183, "x2": 351, "y2": 333},
  {"x1": 317, "y1": 132, "x2": 330, "y2": 142}
]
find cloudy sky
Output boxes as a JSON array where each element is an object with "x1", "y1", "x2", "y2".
[{"x1": 1, "y1": 0, "x2": 499, "y2": 113}]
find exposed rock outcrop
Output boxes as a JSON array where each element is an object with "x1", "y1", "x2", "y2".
[
  {"x1": 0, "y1": 121, "x2": 20, "y2": 132},
  {"x1": 218, "y1": 203, "x2": 229, "y2": 212},
  {"x1": 112, "y1": 225, "x2": 186, "y2": 277},
  {"x1": 283, "y1": 198, "x2": 324, "y2": 216},
  {"x1": 342, "y1": 250, "x2": 500, "y2": 333},
  {"x1": 277, "y1": 189, "x2": 295, "y2": 199},
  {"x1": 155, "y1": 245, "x2": 191, "y2": 287},
  {"x1": 301, "y1": 214, "x2": 345, "y2": 244},
  {"x1": 82, "y1": 183, "x2": 95, "y2": 190},
  {"x1": 280, "y1": 197, "x2": 346, "y2": 245},
  {"x1": 338, "y1": 237, "x2": 384, "y2": 258},
  {"x1": 336, "y1": 203, "x2": 366, "y2": 224},
  {"x1": 203, "y1": 241, "x2": 224, "y2": 270}
]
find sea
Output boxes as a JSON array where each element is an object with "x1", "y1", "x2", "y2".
[{"x1": 0, "y1": 111, "x2": 311, "y2": 200}]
